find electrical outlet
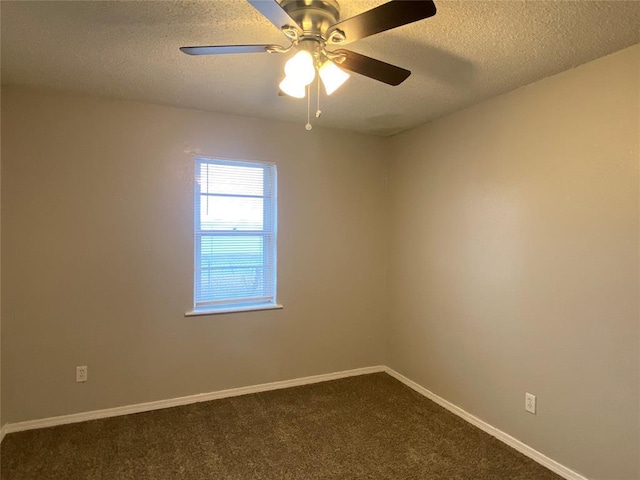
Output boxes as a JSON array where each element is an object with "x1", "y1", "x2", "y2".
[
  {"x1": 525, "y1": 392, "x2": 536, "y2": 414},
  {"x1": 76, "y1": 366, "x2": 88, "y2": 383}
]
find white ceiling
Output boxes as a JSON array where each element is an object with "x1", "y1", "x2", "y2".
[{"x1": 2, "y1": 0, "x2": 639, "y2": 136}]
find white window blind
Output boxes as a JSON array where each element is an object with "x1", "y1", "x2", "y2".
[{"x1": 194, "y1": 157, "x2": 277, "y2": 313}]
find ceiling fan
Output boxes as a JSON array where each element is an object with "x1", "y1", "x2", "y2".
[{"x1": 181, "y1": 0, "x2": 437, "y2": 126}]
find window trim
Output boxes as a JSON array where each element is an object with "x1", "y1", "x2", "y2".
[
  {"x1": 185, "y1": 303, "x2": 284, "y2": 317},
  {"x1": 187, "y1": 155, "x2": 280, "y2": 316}
]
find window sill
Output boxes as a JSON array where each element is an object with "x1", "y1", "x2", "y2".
[{"x1": 185, "y1": 304, "x2": 284, "y2": 317}]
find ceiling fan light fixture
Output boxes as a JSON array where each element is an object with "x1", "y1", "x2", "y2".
[
  {"x1": 181, "y1": 0, "x2": 438, "y2": 127},
  {"x1": 319, "y1": 60, "x2": 350, "y2": 95},
  {"x1": 279, "y1": 76, "x2": 306, "y2": 98},
  {"x1": 284, "y1": 50, "x2": 316, "y2": 86}
]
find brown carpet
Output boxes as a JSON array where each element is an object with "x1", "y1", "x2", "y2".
[{"x1": 1, "y1": 373, "x2": 562, "y2": 479}]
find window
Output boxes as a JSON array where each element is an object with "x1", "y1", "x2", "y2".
[{"x1": 188, "y1": 157, "x2": 280, "y2": 315}]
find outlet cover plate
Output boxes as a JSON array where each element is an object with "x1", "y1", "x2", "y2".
[
  {"x1": 525, "y1": 392, "x2": 536, "y2": 414},
  {"x1": 76, "y1": 366, "x2": 88, "y2": 383}
]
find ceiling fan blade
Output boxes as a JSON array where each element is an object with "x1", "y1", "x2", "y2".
[
  {"x1": 247, "y1": 0, "x2": 302, "y2": 34},
  {"x1": 327, "y1": 0, "x2": 437, "y2": 45},
  {"x1": 180, "y1": 45, "x2": 277, "y2": 55},
  {"x1": 333, "y1": 49, "x2": 411, "y2": 86}
]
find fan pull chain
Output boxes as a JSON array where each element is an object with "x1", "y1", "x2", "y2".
[
  {"x1": 316, "y1": 76, "x2": 322, "y2": 118},
  {"x1": 305, "y1": 84, "x2": 312, "y2": 130}
]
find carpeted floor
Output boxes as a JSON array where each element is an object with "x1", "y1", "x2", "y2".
[{"x1": 1, "y1": 373, "x2": 562, "y2": 479}]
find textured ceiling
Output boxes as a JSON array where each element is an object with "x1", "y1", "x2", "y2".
[{"x1": 2, "y1": 1, "x2": 639, "y2": 136}]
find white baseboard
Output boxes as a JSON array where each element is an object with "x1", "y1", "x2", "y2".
[
  {"x1": 2, "y1": 365, "x2": 385, "y2": 435},
  {"x1": 383, "y1": 367, "x2": 588, "y2": 480},
  {"x1": 2, "y1": 365, "x2": 588, "y2": 480}
]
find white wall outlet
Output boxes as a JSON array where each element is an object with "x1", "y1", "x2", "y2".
[
  {"x1": 525, "y1": 392, "x2": 536, "y2": 414},
  {"x1": 76, "y1": 365, "x2": 88, "y2": 383}
]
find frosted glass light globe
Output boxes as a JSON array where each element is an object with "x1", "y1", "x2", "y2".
[
  {"x1": 279, "y1": 76, "x2": 306, "y2": 98},
  {"x1": 284, "y1": 50, "x2": 316, "y2": 86},
  {"x1": 319, "y1": 60, "x2": 350, "y2": 95}
]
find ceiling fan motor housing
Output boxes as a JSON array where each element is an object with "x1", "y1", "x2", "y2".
[{"x1": 280, "y1": 0, "x2": 340, "y2": 40}]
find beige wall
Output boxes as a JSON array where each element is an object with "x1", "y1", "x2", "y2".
[
  {"x1": 387, "y1": 44, "x2": 640, "y2": 480},
  {"x1": 2, "y1": 45, "x2": 639, "y2": 479},
  {"x1": 0, "y1": 90, "x2": 2, "y2": 433},
  {"x1": 0, "y1": 87, "x2": 389, "y2": 423}
]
